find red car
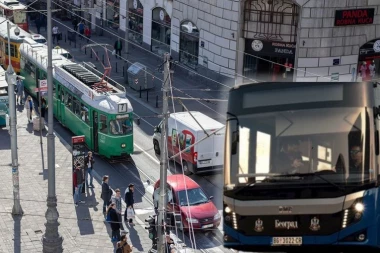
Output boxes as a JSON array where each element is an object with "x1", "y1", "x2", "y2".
[{"x1": 153, "y1": 174, "x2": 221, "y2": 232}]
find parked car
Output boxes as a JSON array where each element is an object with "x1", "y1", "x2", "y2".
[
  {"x1": 153, "y1": 174, "x2": 221, "y2": 232},
  {"x1": 152, "y1": 111, "x2": 225, "y2": 174}
]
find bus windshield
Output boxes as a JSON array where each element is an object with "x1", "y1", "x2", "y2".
[
  {"x1": 110, "y1": 118, "x2": 133, "y2": 135},
  {"x1": 224, "y1": 107, "x2": 376, "y2": 189}
]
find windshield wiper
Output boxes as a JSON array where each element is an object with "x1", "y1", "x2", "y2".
[
  {"x1": 272, "y1": 173, "x2": 345, "y2": 191},
  {"x1": 191, "y1": 200, "x2": 209, "y2": 206}
]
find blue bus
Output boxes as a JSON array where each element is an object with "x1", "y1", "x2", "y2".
[{"x1": 223, "y1": 81, "x2": 380, "y2": 252}]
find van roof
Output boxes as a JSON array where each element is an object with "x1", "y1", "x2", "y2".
[{"x1": 170, "y1": 111, "x2": 224, "y2": 131}]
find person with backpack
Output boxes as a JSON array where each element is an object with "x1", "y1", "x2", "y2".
[
  {"x1": 116, "y1": 234, "x2": 133, "y2": 253},
  {"x1": 106, "y1": 203, "x2": 120, "y2": 242}
]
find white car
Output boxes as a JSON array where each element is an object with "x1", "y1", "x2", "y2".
[{"x1": 31, "y1": 34, "x2": 47, "y2": 44}]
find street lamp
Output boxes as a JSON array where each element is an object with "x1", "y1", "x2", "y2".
[{"x1": 4, "y1": 21, "x2": 23, "y2": 216}]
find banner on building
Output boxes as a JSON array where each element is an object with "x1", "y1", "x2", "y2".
[{"x1": 335, "y1": 8, "x2": 374, "y2": 26}]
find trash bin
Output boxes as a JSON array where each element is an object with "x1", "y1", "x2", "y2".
[
  {"x1": 67, "y1": 30, "x2": 76, "y2": 43},
  {"x1": 127, "y1": 62, "x2": 154, "y2": 90}
]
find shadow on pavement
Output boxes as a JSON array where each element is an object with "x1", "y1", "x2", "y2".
[
  {"x1": 13, "y1": 215, "x2": 22, "y2": 253},
  {"x1": 75, "y1": 188, "x2": 95, "y2": 236},
  {"x1": 126, "y1": 223, "x2": 143, "y2": 252}
]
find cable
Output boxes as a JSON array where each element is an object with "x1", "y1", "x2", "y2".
[
  {"x1": 104, "y1": 0, "x2": 335, "y2": 82},
  {"x1": 53, "y1": 0, "x2": 263, "y2": 86}
]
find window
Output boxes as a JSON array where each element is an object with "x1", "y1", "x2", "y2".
[
  {"x1": 109, "y1": 117, "x2": 133, "y2": 135},
  {"x1": 60, "y1": 89, "x2": 65, "y2": 102},
  {"x1": 177, "y1": 188, "x2": 209, "y2": 206},
  {"x1": 64, "y1": 93, "x2": 72, "y2": 110},
  {"x1": 72, "y1": 97, "x2": 81, "y2": 116},
  {"x1": 81, "y1": 104, "x2": 90, "y2": 125},
  {"x1": 100, "y1": 114, "x2": 108, "y2": 134},
  {"x1": 172, "y1": 128, "x2": 177, "y2": 147},
  {"x1": 5, "y1": 43, "x2": 18, "y2": 58}
]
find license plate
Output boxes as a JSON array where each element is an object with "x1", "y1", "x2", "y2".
[
  {"x1": 272, "y1": 237, "x2": 302, "y2": 246},
  {"x1": 200, "y1": 160, "x2": 210, "y2": 164},
  {"x1": 202, "y1": 224, "x2": 213, "y2": 229}
]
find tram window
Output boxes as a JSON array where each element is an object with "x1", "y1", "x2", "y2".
[
  {"x1": 100, "y1": 114, "x2": 108, "y2": 134},
  {"x1": 110, "y1": 117, "x2": 133, "y2": 135},
  {"x1": 5, "y1": 43, "x2": 17, "y2": 58},
  {"x1": 81, "y1": 104, "x2": 90, "y2": 125},
  {"x1": 72, "y1": 97, "x2": 81, "y2": 117},
  {"x1": 65, "y1": 93, "x2": 72, "y2": 110},
  {"x1": 60, "y1": 89, "x2": 65, "y2": 102}
]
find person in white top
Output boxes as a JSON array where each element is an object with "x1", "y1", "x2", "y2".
[
  {"x1": 369, "y1": 61, "x2": 376, "y2": 79},
  {"x1": 52, "y1": 26, "x2": 59, "y2": 44}
]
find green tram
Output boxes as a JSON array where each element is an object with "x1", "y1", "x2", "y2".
[{"x1": 19, "y1": 43, "x2": 134, "y2": 159}]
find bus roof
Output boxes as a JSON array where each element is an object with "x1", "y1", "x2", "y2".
[
  {"x1": 0, "y1": 0, "x2": 27, "y2": 10},
  {"x1": 0, "y1": 17, "x2": 30, "y2": 42}
]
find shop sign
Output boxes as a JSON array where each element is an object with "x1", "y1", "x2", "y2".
[
  {"x1": 246, "y1": 39, "x2": 296, "y2": 56},
  {"x1": 334, "y1": 8, "x2": 374, "y2": 26}
]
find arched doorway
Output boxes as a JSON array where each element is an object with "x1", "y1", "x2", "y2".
[
  {"x1": 151, "y1": 7, "x2": 171, "y2": 56},
  {"x1": 242, "y1": 0, "x2": 299, "y2": 82},
  {"x1": 357, "y1": 39, "x2": 380, "y2": 81},
  {"x1": 128, "y1": 0, "x2": 144, "y2": 45},
  {"x1": 179, "y1": 21, "x2": 200, "y2": 69}
]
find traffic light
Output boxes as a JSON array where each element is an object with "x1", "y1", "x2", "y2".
[{"x1": 145, "y1": 215, "x2": 157, "y2": 244}]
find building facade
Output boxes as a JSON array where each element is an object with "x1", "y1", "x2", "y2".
[{"x1": 94, "y1": 0, "x2": 380, "y2": 84}]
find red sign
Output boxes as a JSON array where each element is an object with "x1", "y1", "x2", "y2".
[
  {"x1": 72, "y1": 136, "x2": 85, "y2": 144},
  {"x1": 34, "y1": 87, "x2": 48, "y2": 92},
  {"x1": 335, "y1": 8, "x2": 374, "y2": 26}
]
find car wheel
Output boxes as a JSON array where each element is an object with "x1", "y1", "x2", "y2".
[
  {"x1": 153, "y1": 140, "x2": 160, "y2": 155},
  {"x1": 182, "y1": 161, "x2": 192, "y2": 175}
]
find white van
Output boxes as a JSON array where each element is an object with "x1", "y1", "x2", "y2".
[{"x1": 153, "y1": 111, "x2": 225, "y2": 174}]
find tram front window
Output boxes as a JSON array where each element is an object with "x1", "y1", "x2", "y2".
[{"x1": 110, "y1": 118, "x2": 133, "y2": 135}]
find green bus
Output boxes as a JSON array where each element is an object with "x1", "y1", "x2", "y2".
[{"x1": 19, "y1": 43, "x2": 134, "y2": 159}]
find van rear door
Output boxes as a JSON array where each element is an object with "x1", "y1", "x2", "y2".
[
  {"x1": 212, "y1": 131, "x2": 224, "y2": 167},
  {"x1": 196, "y1": 131, "x2": 215, "y2": 168}
]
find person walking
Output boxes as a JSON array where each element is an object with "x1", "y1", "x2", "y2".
[
  {"x1": 112, "y1": 189, "x2": 124, "y2": 231},
  {"x1": 84, "y1": 151, "x2": 95, "y2": 188},
  {"x1": 16, "y1": 76, "x2": 24, "y2": 105},
  {"x1": 84, "y1": 26, "x2": 91, "y2": 43},
  {"x1": 73, "y1": 163, "x2": 85, "y2": 207},
  {"x1": 101, "y1": 175, "x2": 112, "y2": 213},
  {"x1": 107, "y1": 203, "x2": 121, "y2": 242},
  {"x1": 78, "y1": 21, "x2": 85, "y2": 40},
  {"x1": 52, "y1": 25, "x2": 59, "y2": 44},
  {"x1": 40, "y1": 97, "x2": 47, "y2": 119},
  {"x1": 24, "y1": 96, "x2": 34, "y2": 123},
  {"x1": 124, "y1": 183, "x2": 135, "y2": 225},
  {"x1": 116, "y1": 234, "x2": 133, "y2": 253},
  {"x1": 114, "y1": 39, "x2": 122, "y2": 59},
  {"x1": 72, "y1": 19, "x2": 78, "y2": 31}
]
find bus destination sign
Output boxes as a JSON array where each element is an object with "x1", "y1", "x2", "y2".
[{"x1": 334, "y1": 8, "x2": 374, "y2": 26}]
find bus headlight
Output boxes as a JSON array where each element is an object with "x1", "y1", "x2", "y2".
[
  {"x1": 354, "y1": 203, "x2": 364, "y2": 212},
  {"x1": 121, "y1": 143, "x2": 126, "y2": 148},
  {"x1": 225, "y1": 206, "x2": 232, "y2": 213}
]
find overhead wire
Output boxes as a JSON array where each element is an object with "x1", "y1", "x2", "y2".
[
  {"x1": 104, "y1": 0, "x2": 337, "y2": 82},
  {"x1": 26, "y1": 4, "x2": 225, "y2": 120}
]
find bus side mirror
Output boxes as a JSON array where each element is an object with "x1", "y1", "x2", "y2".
[
  {"x1": 154, "y1": 126, "x2": 160, "y2": 133},
  {"x1": 376, "y1": 130, "x2": 379, "y2": 156}
]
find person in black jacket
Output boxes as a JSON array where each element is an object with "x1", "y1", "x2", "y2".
[
  {"x1": 107, "y1": 203, "x2": 120, "y2": 242},
  {"x1": 84, "y1": 151, "x2": 95, "y2": 188},
  {"x1": 101, "y1": 175, "x2": 112, "y2": 213},
  {"x1": 124, "y1": 183, "x2": 135, "y2": 225}
]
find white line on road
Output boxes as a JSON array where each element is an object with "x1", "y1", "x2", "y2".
[{"x1": 134, "y1": 143, "x2": 160, "y2": 164}]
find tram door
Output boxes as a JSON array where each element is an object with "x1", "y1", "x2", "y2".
[{"x1": 93, "y1": 111, "x2": 99, "y2": 152}]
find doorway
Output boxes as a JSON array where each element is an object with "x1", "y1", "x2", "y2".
[{"x1": 93, "y1": 111, "x2": 98, "y2": 152}]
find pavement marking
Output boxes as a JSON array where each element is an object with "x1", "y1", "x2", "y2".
[{"x1": 134, "y1": 143, "x2": 160, "y2": 165}]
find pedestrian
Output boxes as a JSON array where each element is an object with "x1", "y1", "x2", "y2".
[
  {"x1": 16, "y1": 76, "x2": 24, "y2": 105},
  {"x1": 114, "y1": 38, "x2": 122, "y2": 59},
  {"x1": 72, "y1": 19, "x2": 78, "y2": 31},
  {"x1": 35, "y1": 17, "x2": 41, "y2": 34},
  {"x1": 40, "y1": 97, "x2": 46, "y2": 119},
  {"x1": 112, "y1": 189, "x2": 124, "y2": 231},
  {"x1": 24, "y1": 95, "x2": 34, "y2": 123},
  {"x1": 107, "y1": 203, "x2": 121, "y2": 242},
  {"x1": 78, "y1": 21, "x2": 85, "y2": 40},
  {"x1": 52, "y1": 25, "x2": 59, "y2": 44},
  {"x1": 124, "y1": 183, "x2": 135, "y2": 225},
  {"x1": 84, "y1": 26, "x2": 91, "y2": 43},
  {"x1": 73, "y1": 163, "x2": 85, "y2": 207},
  {"x1": 116, "y1": 234, "x2": 133, "y2": 253},
  {"x1": 101, "y1": 175, "x2": 112, "y2": 213},
  {"x1": 84, "y1": 151, "x2": 95, "y2": 188}
]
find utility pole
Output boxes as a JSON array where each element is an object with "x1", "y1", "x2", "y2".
[
  {"x1": 42, "y1": 0, "x2": 63, "y2": 251},
  {"x1": 124, "y1": 0, "x2": 129, "y2": 55},
  {"x1": 5, "y1": 21, "x2": 23, "y2": 216},
  {"x1": 157, "y1": 53, "x2": 171, "y2": 253}
]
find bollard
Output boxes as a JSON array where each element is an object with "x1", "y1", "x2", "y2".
[
  {"x1": 85, "y1": 47, "x2": 86, "y2": 55},
  {"x1": 65, "y1": 34, "x2": 66, "y2": 43},
  {"x1": 116, "y1": 62, "x2": 117, "y2": 73},
  {"x1": 182, "y1": 105, "x2": 185, "y2": 112},
  {"x1": 96, "y1": 51, "x2": 99, "y2": 61},
  {"x1": 102, "y1": 54, "x2": 104, "y2": 64},
  {"x1": 75, "y1": 40, "x2": 76, "y2": 48},
  {"x1": 122, "y1": 66, "x2": 124, "y2": 77},
  {"x1": 156, "y1": 95, "x2": 158, "y2": 108},
  {"x1": 139, "y1": 86, "x2": 142, "y2": 98},
  {"x1": 146, "y1": 89, "x2": 149, "y2": 102}
]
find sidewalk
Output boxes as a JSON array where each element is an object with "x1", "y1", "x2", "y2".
[
  {"x1": 0, "y1": 104, "x2": 152, "y2": 252},
  {"x1": 29, "y1": 16, "x2": 228, "y2": 122}
]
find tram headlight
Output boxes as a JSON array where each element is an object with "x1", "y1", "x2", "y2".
[
  {"x1": 121, "y1": 143, "x2": 126, "y2": 148},
  {"x1": 354, "y1": 203, "x2": 364, "y2": 212},
  {"x1": 224, "y1": 206, "x2": 232, "y2": 214}
]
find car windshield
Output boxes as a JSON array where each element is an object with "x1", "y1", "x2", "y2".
[
  {"x1": 224, "y1": 107, "x2": 376, "y2": 188},
  {"x1": 177, "y1": 188, "x2": 209, "y2": 206},
  {"x1": 110, "y1": 118, "x2": 133, "y2": 135},
  {"x1": 34, "y1": 39, "x2": 46, "y2": 44}
]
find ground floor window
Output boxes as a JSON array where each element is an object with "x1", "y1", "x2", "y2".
[
  {"x1": 151, "y1": 7, "x2": 171, "y2": 56},
  {"x1": 179, "y1": 21, "x2": 199, "y2": 69},
  {"x1": 128, "y1": 0, "x2": 143, "y2": 45},
  {"x1": 106, "y1": 0, "x2": 119, "y2": 29}
]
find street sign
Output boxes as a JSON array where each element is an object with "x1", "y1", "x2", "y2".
[
  {"x1": 72, "y1": 136, "x2": 86, "y2": 195},
  {"x1": 35, "y1": 79, "x2": 48, "y2": 92}
]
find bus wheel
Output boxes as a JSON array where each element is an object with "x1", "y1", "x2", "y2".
[
  {"x1": 153, "y1": 140, "x2": 160, "y2": 155},
  {"x1": 183, "y1": 161, "x2": 192, "y2": 175}
]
